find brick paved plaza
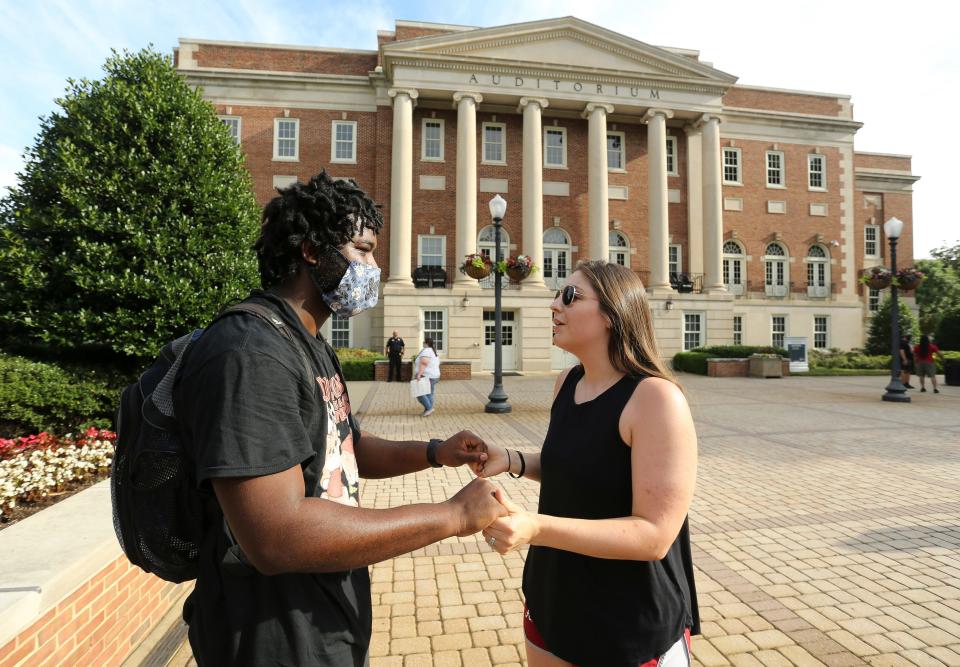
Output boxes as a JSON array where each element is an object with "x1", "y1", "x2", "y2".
[{"x1": 349, "y1": 373, "x2": 960, "y2": 667}]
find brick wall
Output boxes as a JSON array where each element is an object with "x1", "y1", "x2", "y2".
[
  {"x1": 723, "y1": 88, "x2": 844, "y2": 117},
  {"x1": 854, "y1": 153, "x2": 912, "y2": 171},
  {"x1": 374, "y1": 361, "x2": 472, "y2": 381},
  {"x1": 0, "y1": 556, "x2": 189, "y2": 667},
  {"x1": 707, "y1": 358, "x2": 791, "y2": 377},
  {"x1": 195, "y1": 45, "x2": 376, "y2": 75}
]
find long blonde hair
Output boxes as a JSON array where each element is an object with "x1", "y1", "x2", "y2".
[{"x1": 574, "y1": 260, "x2": 680, "y2": 388}]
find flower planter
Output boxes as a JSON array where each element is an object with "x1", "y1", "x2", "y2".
[
  {"x1": 866, "y1": 276, "x2": 892, "y2": 290},
  {"x1": 464, "y1": 264, "x2": 491, "y2": 280},
  {"x1": 896, "y1": 276, "x2": 922, "y2": 291},
  {"x1": 748, "y1": 354, "x2": 783, "y2": 378},
  {"x1": 506, "y1": 266, "x2": 531, "y2": 282}
]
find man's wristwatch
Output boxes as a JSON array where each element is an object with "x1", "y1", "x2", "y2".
[{"x1": 426, "y1": 438, "x2": 444, "y2": 468}]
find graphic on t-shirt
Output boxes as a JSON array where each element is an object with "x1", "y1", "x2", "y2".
[{"x1": 317, "y1": 373, "x2": 360, "y2": 506}]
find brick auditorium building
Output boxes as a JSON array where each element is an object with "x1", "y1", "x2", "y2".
[{"x1": 175, "y1": 17, "x2": 919, "y2": 372}]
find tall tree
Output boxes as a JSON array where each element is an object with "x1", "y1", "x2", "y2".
[
  {"x1": 915, "y1": 258, "x2": 960, "y2": 334},
  {"x1": 0, "y1": 48, "x2": 260, "y2": 365},
  {"x1": 865, "y1": 296, "x2": 920, "y2": 356}
]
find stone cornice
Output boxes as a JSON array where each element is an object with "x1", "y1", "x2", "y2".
[
  {"x1": 518, "y1": 97, "x2": 550, "y2": 112},
  {"x1": 180, "y1": 67, "x2": 372, "y2": 87},
  {"x1": 582, "y1": 102, "x2": 615, "y2": 118},
  {"x1": 643, "y1": 108, "x2": 675, "y2": 123},
  {"x1": 452, "y1": 91, "x2": 483, "y2": 106},
  {"x1": 722, "y1": 106, "x2": 862, "y2": 133},
  {"x1": 855, "y1": 168, "x2": 920, "y2": 193}
]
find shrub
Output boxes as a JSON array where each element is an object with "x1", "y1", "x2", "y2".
[
  {"x1": 935, "y1": 309, "x2": 960, "y2": 351},
  {"x1": 691, "y1": 345, "x2": 788, "y2": 358},
  {"x1": 937, "y1": 350, "x2": 960, "y2": 373},
  {"x1": 0, "y1": 48, "x2": 260, "y2": 368},
  {"x1": 672, "y1": 352, "x2": 710, "y2": 375},
  {"x1": 335, "y1": 348, "x2": 385, "y2": 381},
  {"x1": 865, "y1": 296, "x2": 920, "y2": 355},
  {"x1": 0, "y1": 352, "x2": 120, "y2": 438},
  {"x1": 808, "y1": 349, "x2": 891, "y2": 370}
]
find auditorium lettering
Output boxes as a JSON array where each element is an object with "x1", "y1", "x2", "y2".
[{"x1": 468, "y1": 73, "x2": 661, "y2": 99}]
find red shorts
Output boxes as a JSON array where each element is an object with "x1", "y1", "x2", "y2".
[{"x1": 523, "y1": 605, "x2": 692, "y2": 666}]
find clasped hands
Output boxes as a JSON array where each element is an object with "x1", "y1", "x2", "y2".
[{"x1": 440, "y1": 431, "x2": 536, "y2": 555}]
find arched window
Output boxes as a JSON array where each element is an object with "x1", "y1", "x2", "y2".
[
  {"x1": 608, "y1": 231, "x2": 630, "y2": 267},
  {"x1": 722, "y1": 240, "x2": 745, "y2": 295},
  {"x1": 764, "y1": 242, "x2": 789, "y2": 297},
  {"x1": 543, "y1": 228, "x2": 572, "y2": 290},
  {"x1": 478, "y1": 225, "x2": 510, "y2": 261},
  {"x1": 806, "y1": 245, "x2": 830, "y2": 297}
]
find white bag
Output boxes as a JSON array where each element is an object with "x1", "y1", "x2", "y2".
[{"x1": 409, "y1": 377, "x2": 431, "y2": 398}]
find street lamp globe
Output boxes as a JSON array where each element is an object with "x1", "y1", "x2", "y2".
[
  {"x1": 884, "y1": 216, "x2": 903, "y2": 240},
  {"x1": 489, "y1": 194, "x2": 507, "y2": 221}
]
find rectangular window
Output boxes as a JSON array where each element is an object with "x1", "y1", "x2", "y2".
[
  {"x1": 482, "y1": 123, "x2": 506, "y2": 164},
  {"x1": 331, "y1": 121, "x2": 357, "y2": 163},
  {"x1": 422, "y1": 119, "x2": 444, "y2": 161},
  {"x1": 607, "y1": 132, "x2": 625, "y2": 171},
  {"x1": 814, "y1": 316, "x2": 828, "y2": 349},
  {"x1": 868, "y1": 287, "x2": 883, "y2": 312},
  {"x1": 330, "y1": 314, "x2": 351, "y2": 349},
  {"x1": 220, "y1": 116, "x2": 241, "y2": 145},
  {"x1": 683, "y1": 313, "x2": 703, "y2": 351},
  {"x1": 423, "y1": 310, "x2": 445, "y2": 353},
  {"x1": 666, "y1": 136, "x2": 678, "y2": 176},
  {"x1": 808, "y1": 154, "x2": 825, "y2": 190},
  {"x1": 274, "y1": 118, "x2": 299, "y2": 161},
  {"x1": 766, "y1": 150, "x2": 784, "y2": 187},
  {"x1": 864, "y1": 225, "x2": 879, "y2": 257},
  {"x1": 544, "y1": 127, "x2": 567, "y2": 168},
  {"x1": 418, "y1": 235, "x2": 445, "y2": 267},
  {"x1": 669, "y1": 245, "x2": 682, "y2": 276},
  {"x1": 723, "y1": 148, "x2": 741, "y2": 184},
  {"x1": 733, "y1": 315, "x2": 743, "y2": 346},
  {"x1": 771, "y1": 316, "x2": 786, "y2": 349}
]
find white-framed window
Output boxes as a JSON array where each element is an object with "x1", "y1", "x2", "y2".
[
  {"x1": 273, "y1": 118, "x2": 299, "y2": 161},
  {"x1": 814, "y1": 316, "x2": 828, "y2": 350},
  {"x1": 219, "y1": 116, "x2": 241, "y2": 145},
  {"x1": 607, "y1": 131, "x2": 625, "y2": 171},
  {"x1": 733, "y1": 315, "x2": 743, "y2": 346},
  {"x1": 421, "y1": 118, "x2": 444, "y2": 161},
  {"x1": 868, "y1": 287, "x2": 884, "y2": 312},
  {"x1": 482, "y1": 122, "x2": 506, "y2": 164},
  {"x1": 766, "y1": 150, "x2": 784, "y2": 187},
  {"x1": 771, "y1": 315, "x2": 787, "y2": 349},
  {"x1": 764, "y1": 242, "x2": 788, "y2": 297},
  {"x1": 683, "y1": 312, "x2": 704, "y2": 351},
  {"x1": 669, "y1": 244, "x2": 682, "y2": 276},
  {"x1": 422, "y1": 309, "x2": 446, "y2": 354},
  {"x1": 331, "y1": 120, "x2": 357, "y2": 163},
  {"x1": 543, "y1": 227, "x2": 571, "y2": 290},
  {"x1": 330, "y1": 314, "x2": 351, "y2": 349},
  {"x1": 544, "y1": 127, "x2": 567, "y2": 168},
  {"x1": 723, "y1": 240, "x2": 746, "y2": 295},
  {"x1": 609, "y1": 230, "x2": 630, "y2": 267},
  {"x1": 806, "y1": 245, "x2": 830, "y2": 297},
  {"x1": 666, "y1": 136, "x2": 678, "y2": 176},
  {"x1": 418, "y1": 235, "x2": 446, "y2": 268},
  {"x1": 723, "y1": 147, "x2": 741, "y2": 184},
  {"x1": 864, "y1": 225, "x2": 880, "y2": 258},
  {"x1": 483, "y1": 310, "x2": 515, "y2": 347},
  {"x1": 808, "y1": 154, "x2": 826, "y2": 190}
]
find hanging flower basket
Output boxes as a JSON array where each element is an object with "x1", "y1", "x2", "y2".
[
  {"x1": 460, "y1": 253, "x2": 492, "y2": 280},
  {"x1": 858, "y1": 266, "x2": 891, "y2": 290},
  {"x1": 504, "y1": 255, "x2": 537, "y2": 282},
  {"x1": 895, "y1": 268, "x2": 924, "y2": 291}
]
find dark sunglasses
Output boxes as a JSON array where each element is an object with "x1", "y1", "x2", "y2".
[{"x1": 555, "y1": 285, "x2": 592, "y2": 306}]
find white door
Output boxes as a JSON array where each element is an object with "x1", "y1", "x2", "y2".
[
  {"x1": 551, "y1": 346, "x2": 580, "y2": 371},
  {"x1": 482, "y1": 311, "x2": 516, "y2": 371},
  {"x1": 543, "y1": 248, "x2": 570, "y2": 291}
]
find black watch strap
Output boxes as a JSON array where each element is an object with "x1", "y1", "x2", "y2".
[{"x1": 426, "y1": 438, "x2": 444, "y2": 468}]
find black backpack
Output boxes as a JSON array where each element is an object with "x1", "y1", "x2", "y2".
[{"x1": 110, "y1": 302, "x2": 311, "y2": 582}]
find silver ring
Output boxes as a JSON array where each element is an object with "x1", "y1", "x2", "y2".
[{"x1": 488, "y1": 537, "x2": 497, "y2": 546}]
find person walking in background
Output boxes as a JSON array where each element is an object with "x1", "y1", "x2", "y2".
[
  {"x1": 414, "y1": 337, "x2": 441, "y2": 417},
  {"x1": 475, "y1": 260, "x2": 699, "y2": 667},
  {"x1": 385, "y1": 330, "x2": 405, "y2": 382},
  {"x1": 914, "y1": 334, "x2": 944, "y2": 393},
  {"x1": 900, "y1": 334, "x2": 915, "y2": 389}
]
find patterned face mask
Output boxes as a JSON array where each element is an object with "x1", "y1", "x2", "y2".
[{"x1": 316, "y1": 260, "x2": 381, "y2": 317}]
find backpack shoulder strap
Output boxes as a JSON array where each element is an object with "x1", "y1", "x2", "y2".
[{"x1": 218, "y1": 302, "x2": 314, "y2": 387}]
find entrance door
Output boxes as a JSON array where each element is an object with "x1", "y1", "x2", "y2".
[{"x1": 482, "y1": 310, "x2": 516, "y2": 371}]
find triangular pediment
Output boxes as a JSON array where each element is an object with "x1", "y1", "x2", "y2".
[{"x1": 383, "y1": 17, "x2": 736, "y2": 87}]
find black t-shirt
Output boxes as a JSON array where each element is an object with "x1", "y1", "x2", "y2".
[
  {"x1": 900, "y1": 339, "x2": 914, "y2": 360},
  {"x1": 386, "y1": 337, "x2": 404, "y2": 355},
  {"x1": 172, "y1": 291, "x2": 371, "y2": 667}
]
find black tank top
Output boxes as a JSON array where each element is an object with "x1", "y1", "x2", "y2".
[{"x1": 522, "y1": 366, "x2": 700, "y2": 666}]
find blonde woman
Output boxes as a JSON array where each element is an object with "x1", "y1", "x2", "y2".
[{"x1": 478, "y1": 261, "x2": 699, "y2": 666}]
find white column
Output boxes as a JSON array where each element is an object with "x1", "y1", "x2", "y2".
[
  {"x1": 387, "y1": 88, "x2": 417, "y2": 286},
  {"x1": 519, "y1": 97, "x2": 549, "y2": 288},
  {"x1": 583, "y1": 103, "x2": 614, "y2": 261},
  {"x1": 700, "y1": 114, "x2": 725, "y2": 292},
  {"x1": 453, "y1": 92, "x2": 483, "y2": 285},
  {"x1": 643, "y1": 108, "x2": 674, "y2": 291},
  {"x1": 684, "y1": 124, "x2": 704, "y2": 276}
]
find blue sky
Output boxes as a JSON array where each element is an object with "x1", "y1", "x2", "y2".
[{"x1": 1, "y1": 0, "x2": 957, "y2": 257}]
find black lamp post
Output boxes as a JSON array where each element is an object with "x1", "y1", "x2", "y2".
[
  {"x1": 882, "y1": 216, "x2": 910, "y2": 403},
  {"x1": 485, "y1": 194, "x2": 511, "y2": 414}
]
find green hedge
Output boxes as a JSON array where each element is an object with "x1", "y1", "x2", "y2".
[
  {"x1": 808, "y1": 349, "x2": 891, "y2": 370},
  {"x1": 0, "y1": 352, "x2": 121, "y2": 437},
  {"x1": 938, "y1": 350, "x2": 960, "y2": 373},
  {"x1": 335, "y1": 348, "x2": 385, "y2": 381},
  {"x1": 690, "y1": 345, "x2": 788, "y2": 358},
  {"x1": 672, "y1": 352, "x2": 710, "y2": 375}
]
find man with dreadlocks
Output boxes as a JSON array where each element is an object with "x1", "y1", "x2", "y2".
[{"x1": 173, "y1": 171, "x2": 506, "y2": 666}]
